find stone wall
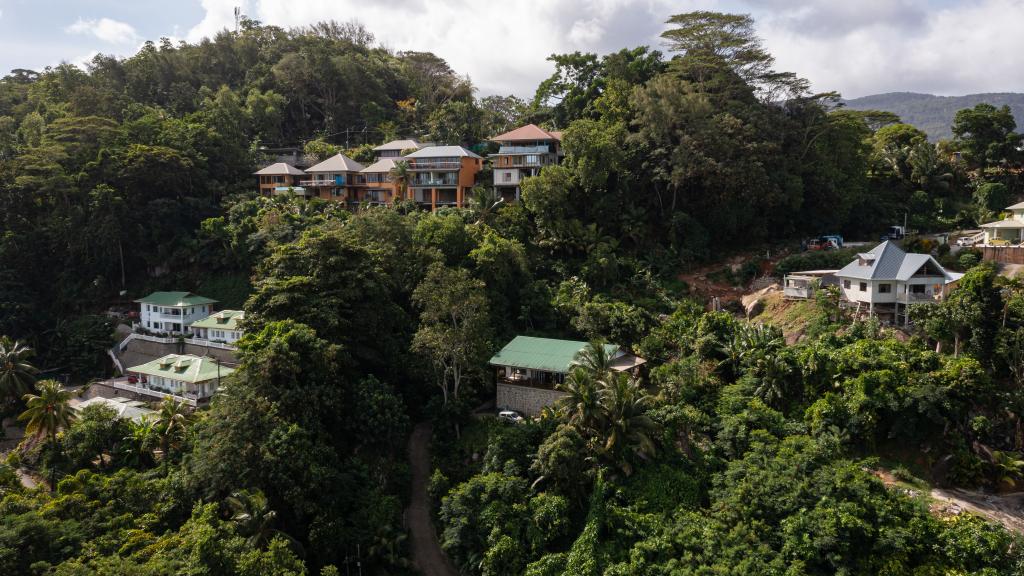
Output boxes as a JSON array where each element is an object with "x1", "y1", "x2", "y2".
[
  {"x1": 113, "y1": 336, "x2": 238, "y2": 375},
  {"x1": 496, "y1": 382, "x2": 567, "y2": 417}
]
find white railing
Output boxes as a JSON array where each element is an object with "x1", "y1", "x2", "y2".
[
  {"x1": 106, "y1": 380, "x2": 198, "y2": 407},
  {"x1": 186, "y1": 337, "x2": 237, "y2": 350},
  {"x1": 116, "y1": 332, "x2": 238, "y2": 353}
]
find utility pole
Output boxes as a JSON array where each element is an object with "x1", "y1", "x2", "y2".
[{"x1": 234, "y1": 6, "x2": 241, "y2": 33}]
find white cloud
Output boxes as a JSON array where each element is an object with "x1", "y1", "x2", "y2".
[
  {"x1": 65, "y1": 17, "x2": 140, "y2": 45},
  {"x1": 176, "y1": 0, "x2": 1024, "y2": 98},
  {"x1": 183, "y1": 0, "x2": 692, "y2": 96},
  {"x1": 751, "y1": 0, "x2": 1024, "y2": 97}
]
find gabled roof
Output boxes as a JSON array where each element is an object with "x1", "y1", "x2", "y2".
[
  {"x1": 135, "y1": 291, "x2": 217, "y2": 307},
  {"x1": 373, "y1": 139, "x2": 422, "y2": 152},
  {"x1": 361, "y1": 158, "x2": 400, "y2": 173},
  {"x1": 488, "y1": 336, "x2": 622, "y2": 373},
  {"x1": 75, "y1": 396, "x2": 155, "y2": 423},
  {"x1": 254, "y1": 162, "x2": 305, "y2": 176},
  {"x1": 190, "y1": 310, "x2": 244, "y2": 331},
  {"x1": 836, "y1": 241, "x2": 955, "y2": 282},
  {"x1": 1006, "y1": 201, "x2": 1024, "y2": 210},
  {"x1": 127, "y1": 354, "x2": 234, "y2": 384},
  {"x1": 405, "y1": 145, "x2": 482, "y2": 159},
  {"x1": 491, "y1": 124, "x2": 560, "y2": 143},
  {"x1": 305, "y1": 153, "x2": 365, "y2": 173},
  {"x1": 981, "y1": 218, "x2": 1024, "y2": 228}
]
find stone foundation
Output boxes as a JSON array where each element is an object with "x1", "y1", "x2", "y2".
[{"x1": 496, "y1": 382, "x2": 568, "y2": 417}]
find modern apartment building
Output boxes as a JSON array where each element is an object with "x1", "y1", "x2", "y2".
[
  {"x1": 254, "y1": 162, "x2": 307, "y2": 197},
  {"x1": 404, "y1": 146, "x2": 483, "y2": 210},
  {"x1": 302, "y1": 153, "x2": 366, "y2": 203},
  {"x1": 490, "y1": 124, "x2": 563, "y2": 202},
  {"x1": 360, "y1": 158, "x2": 405, "y2": 205}
]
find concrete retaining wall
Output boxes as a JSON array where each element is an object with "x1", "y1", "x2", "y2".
[
  {"x1": 113, "y1": 337, "x2": 238, "y2": 375},
  {"x1": 496, "y1": 382, "x2": 567, "y2": 417},
  {"x1": 981, "y1": 246, "x2": 1024, "y2": 265}
]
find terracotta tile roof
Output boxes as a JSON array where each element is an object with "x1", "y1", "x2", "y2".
[{"x1": 491, "y1": 124, "x2": 560, "y2": 143}]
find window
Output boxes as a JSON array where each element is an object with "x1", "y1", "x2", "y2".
[
  {"x1": 911, "y1": 284, "x2": 926, "y2": 294},
  {"x1": 843, "y1": 280, "x2": 851, "y2": 289},
  {"x1": 879, "y1": 284, "x2": 892, "y2": 293},
  {"x1": 503, "y1": 171, "x2": 512, "y2": 182},
  {"x1": 859, "y1": 282, "x2": 867, "y2": 292}
]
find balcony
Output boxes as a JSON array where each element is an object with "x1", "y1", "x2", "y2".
[
  {"x1": 411, "y1": 177, "x2": 458, "y2": 188},
  {"x1": 497, "y1": 145, "x2": 550, "y2": 155},
  {"x1": 409, "y1": 161, "x2": 461, "y2": 171},
  {"x1": 299, "y1": 176, "x2": 345, "y2": 187}
]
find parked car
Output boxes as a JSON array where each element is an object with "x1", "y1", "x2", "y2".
[
  {"x1": 498, "y1": 410, "x2": 524, "y2": 423},
  {"x1": 957, "y1": 236, "x2": 978, "y2": 247},
  {"x1": 806, "y1": 238, "x2": 838, "y2": 251},
  {"x1": 819, "y1": 234, "x2": 844, "y2": 248},
  {"x1": 880, "y1": 225, "x2": 912, "y2": 241}
]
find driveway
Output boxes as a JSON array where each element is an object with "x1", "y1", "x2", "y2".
[{"x1": 405, "y1": 422, "x2": 458, "y2": 576}]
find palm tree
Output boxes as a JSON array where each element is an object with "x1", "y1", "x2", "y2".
[
  {"x1": 556, "y1": 367, "x2": 602, "y2": 435},
  {"x1": 154, "y1": 398, "x2": 192, "y2": 464},
  {"x1": 597, "y1": 372, "x2": 657, "y2": 476},
  {"x1": 225, "y1": 489, "x2": 303, "y2": 555},
  {"x1": 389, "y1": 160, "x2": 411, "y2": 201},
  {"x1": 571, "y1": 341, "x2": 614, "y2": 378},
  {"x1": 18, "y1": 379, "x2": 75, "y2": 445},
  {"x1": 120, "y1": 418, "x2": 157, "y2": 469},
  {"x1": 0, "y1": 337, "x2": 38, "y2": 405},
  {"x1": 19, "y1": 379, "x2": 76, "y2": 488}
]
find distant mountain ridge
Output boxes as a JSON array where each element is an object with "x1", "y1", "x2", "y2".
[{"x1": 841, "y1": 92, "x2": 1024, "y2": 141}]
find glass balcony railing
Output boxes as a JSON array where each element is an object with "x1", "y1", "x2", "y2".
[
  {"x1": 412, "y1": 178, "x2": 458, "y2": 187},
  {"x1": 497, "y1": 145, "x2": 550, "y2": 154}
]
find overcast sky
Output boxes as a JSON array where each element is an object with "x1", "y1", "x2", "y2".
[{"x1": 1, "y1": 0, "x2": 1022, "y2": 99}]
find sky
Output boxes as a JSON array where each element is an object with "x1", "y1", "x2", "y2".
[{"x1": 1, "y1": 0, "x2": 1022, "y2": 99}]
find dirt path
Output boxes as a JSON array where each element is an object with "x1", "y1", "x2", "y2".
[
  {"x1": 929, "y1": 488, "x2": 1024, "y2": 534},
  {"x1": 874, "y1": 469, "x2": 1024, "y2": 534},
  {"x1": 405, "y1": 422, "x2": 458, "y2": 576}
]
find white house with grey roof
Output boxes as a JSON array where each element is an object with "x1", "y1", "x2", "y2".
[
  {"x1": 836, "y1": 241, "x2": 963, "y2": 324},
  {"x1": 980, "y1": 201, "x2": 1024, "y2": 246}
]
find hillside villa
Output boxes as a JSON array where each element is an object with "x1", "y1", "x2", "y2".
[
  {"x1": 489, "y1": 336, "x2": 646, "y2": 416},
  {"x1": 835, "y1": 241, "x2": 962, "y2": 325},
  {"x1": 125, "y1": 353, "x2": 234, "y2": 406},
  {"x1": 190, "y1": 309, "x2": 245, "y2": 344},
  {"x1": 255, "y1": 162, "x2": 306, "y2": 196},
  {"x1": 490, "y1": 124, "x2": 563, "y2": 203},
  {"x1": 980, "y1": 201, "x2": 1024, "y2": 246},
  {"x1": 405, "y1": 145, "x2": 483, "y2": 209},
  {"x1": 252, "y1": 125, "x2": 576, "y2": 209},
  {"x1": 302, "y1": 153, "x2": 366, "y2": 203},
  {"x1": 136, "y1": 291, "x2": 217, "y2": 335}
]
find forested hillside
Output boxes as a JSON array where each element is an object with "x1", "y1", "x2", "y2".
[
  {"x1": 844, "y1": 91, "x2": 1024, "y2": 140},
  {"x1": 0, "y1": 10, "x2": 1022, "y2": 576}
]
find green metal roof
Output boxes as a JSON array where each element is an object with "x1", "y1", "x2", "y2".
[
  {"x1": 190, "y1": 310, "x2": 244, "y2": 331},
  {"x1": 488, "y1": 336, "x2": 619, "y2": 373},
  {"x1": 135, "y1": 291, "x2": 218, "y2": 307},
  {"x1": 127, "y1": 354, "x2": 234, "y2": 384}
]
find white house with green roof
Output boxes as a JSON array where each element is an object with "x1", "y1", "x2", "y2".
[
  {"x1": 488, "y1": 336, "x2": 645, "y2": 416},
  {"x1": 125, "y1": 353, "x2": 234, "y2": 405},
  {"x1": 190, "y1": 310, "x2": 245, "y2": 343},
  {"x1": 136, "y1": 291, "x2": 217, "y2": 334}
]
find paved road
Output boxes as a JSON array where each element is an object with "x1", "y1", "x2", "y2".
[{"x1": 405, "y1": 422, "x2": 458, "y2": 576}]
